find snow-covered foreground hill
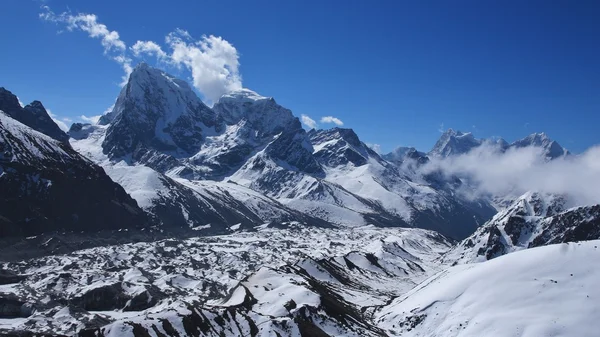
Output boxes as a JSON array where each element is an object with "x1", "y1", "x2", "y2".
[{"x1": 376, "y1": 240, "x2": 600, "y2": 337}]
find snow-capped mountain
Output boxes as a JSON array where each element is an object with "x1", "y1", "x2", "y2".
[
  {"x1": 67, "y1": 64, "x2": 497, "y2": 238},
  {"x1": 0, "y1": 108, "x2": 148, "y2": 238},
  {"x1": 443, "y1": 191, "x2": 600, "y2": 264},
  {"x1": 0, "y1": 88, "x2": 69, "y2": 144},
  {"x1": 100, "y1": 63, "x2": 221, "y2": 175}
]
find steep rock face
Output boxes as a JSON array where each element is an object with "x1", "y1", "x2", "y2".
[
  {"x1": 190, "y1": 89, "x2": 321, "y2": 177},
  {"x1": 101, "y1": 63, "x2": 220, "y2": 163},
  {"x1": 309, "y1": 128, "x2": 374, "y2": 167},
  {"x1": 443, "y1": 191, "x2": 600, "y2": 264},
  {"x1": 0, "y1": 88, "x2": 69, "y2": 144},
  {"x1": 0, "y1": 110, "x2": 148, "y2": 238},
  {"x1": 214, "y1": 88, "x2": 299, "y2": 137}
]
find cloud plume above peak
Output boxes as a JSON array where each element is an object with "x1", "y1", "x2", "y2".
[
  {"x1": 164, "y1": 30, "x2": 242, "y2": 103},
  {"x1": 320, "y1": 116, "x2": 344, "y2": 126},
  {"x1": 39, "y1": 6, "x2": 242, "y2": 103}
]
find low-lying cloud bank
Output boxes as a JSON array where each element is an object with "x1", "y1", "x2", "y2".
[{"x1": 418, "y1": 144, "x2": 600, "y2": 206}]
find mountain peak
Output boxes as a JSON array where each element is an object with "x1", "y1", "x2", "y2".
[
  {"x1": 0, "y1": 87, "x2": 23, "y2": 113},
  {"x1": 511, "y1": 132, "x2": 568, "y2": 159},
  {"x1": 430, "y1": 129, "x2": 481, "y2": 157},
  {"x1": 213, "y1": 88, "x2": 298, "y2": 135},
  {"x1": 101, "y1": 64, "x2": 218, "y2": 158},
  {"x1": 0, "y1": 88, "x2": 69, "y2": 144}
]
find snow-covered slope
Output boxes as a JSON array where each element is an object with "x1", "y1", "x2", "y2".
[
  {"x1": 71, "y1": 124, "x2": 329, "y2": 231},
  {"x1": 0, "y1": 109, "x2": 148, "y2": 238},
  {"x1": 228, "y1": 126, "x2": 495, "y2": 237},
  {"x1": 443, "y1": 191, "x2": 600, "y2": 264},
  {"x1": 0, "y1": 225, "x2": 451, "y2": 336},
  {"x1": 376, "y1": 240, "x2": 600, "y2": 337}
]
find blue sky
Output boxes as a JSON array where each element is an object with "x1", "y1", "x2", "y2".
[{"x1": 1, "y1": 0, "x2": 599, "y2": 153}]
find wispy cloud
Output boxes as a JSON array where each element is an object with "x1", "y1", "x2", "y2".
[
  {"x1": 80, "y1": 115, "x2": 102, "y2": 124},
  {"x1": 300, "y1": 114, "x2": 317, "y2": 129},
  {"x1": 40, "y1": 5, "x2": 132, "y2": 85},
  {"x1": 320, "y1": 116, "x2": 344, "y2": 126},
  {"x1": 131, "y1": 40, "x2": 167, "y2": 60},
  {"x1": 366, "y1": 143, "x2": 382, "y2": 154},
  {"x1": 47, "y1": 109, "x2": 69, "y2": 131},
  {"x1": 39, "y1": 6, "x2": 243, "y2": 103},
  {"x1": 438, "y1": 122, "x2": 445, "y2": 133}
]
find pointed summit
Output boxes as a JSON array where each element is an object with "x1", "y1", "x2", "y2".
[
  {"x1": 101, "y1": 63, "x2": 220, "y2": 159},
  {"x1": 429, "y1": 129, "x2": 481, "y2": 157}
]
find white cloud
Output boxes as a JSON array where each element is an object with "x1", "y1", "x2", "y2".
[
  {"x1": 40, "y1": 6, "x2": 131, "y2": 86},
  {"x1": 320, "y1": 116, "x2": 344, "y2": 126},
  {"x1": 40, "y1": 7, "x2": 243, "y2": 102},
  {"x1": 166, "y1": 30, "x2": 242, "y2": 103},
  {"x1": 300, "y1": 114, "x2": 317, "y2": 129},
  {"x1": 80, "y1": 115, "x2": 102, "y2": 124},
  {"x1": 420, "y1": 143, "x2": 600, "y2": 206},
  {"x1": 113, "y1": 55, "x2": 133, "y2": 86},
  {"x1": 367, "y1": 143, "x2": 382, "y2": 154},
  {"x1": 47, "y1": 109, "x2": 69, "y2": 131},
  {"x1": 40, "y1": 6, "x2": 125, "y2": 52},
  {"x1": 131, "y1": 41, "x2": 167, "y2": 60},
  {"x1": 438, "y1": 123, "x2": 445, "y2": 133},
  {"x1": 16, "y1": 96, "x2": 25, "y2": 108}
]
